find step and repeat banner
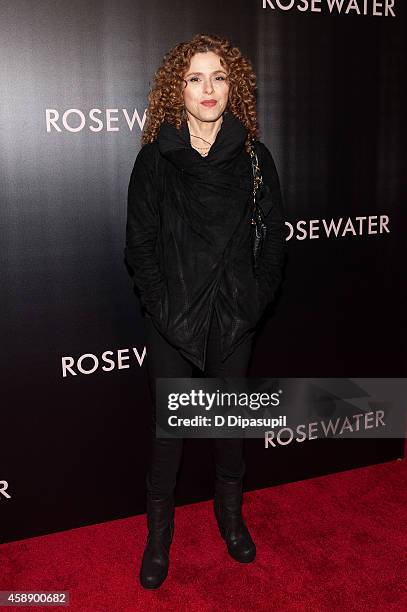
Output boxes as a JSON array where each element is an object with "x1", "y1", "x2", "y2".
[{"x1": 1, "y1": 0, "x2": 405, "y2": 543}]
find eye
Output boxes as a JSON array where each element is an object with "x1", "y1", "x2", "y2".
[{"x1": 187, "y1": 75, "x2": 227, "y2": 82}]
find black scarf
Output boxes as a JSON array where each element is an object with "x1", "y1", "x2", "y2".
[{"x1": 157, "y1": 112, "x2": 253, "y2": 257}]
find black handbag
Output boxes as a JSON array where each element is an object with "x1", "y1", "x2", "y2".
[{"x1": 249, "y1": 144, "x2": 267, "y2": 277}]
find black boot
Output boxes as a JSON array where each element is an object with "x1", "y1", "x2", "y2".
[
  {"x1": 139, "y1": 490, "x2": 175, "y2": 589},
  {"x1": 214, "y1": 476, "x2": 256, "y2": 563}
]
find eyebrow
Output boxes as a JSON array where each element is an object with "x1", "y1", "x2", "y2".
[{"x1": 185, "y1": 70, "x2": 227, "y2": 77}]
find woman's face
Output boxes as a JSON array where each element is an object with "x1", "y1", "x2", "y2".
[{"x1": 182, "y1": 51, "x2": 229, "y2": 123}]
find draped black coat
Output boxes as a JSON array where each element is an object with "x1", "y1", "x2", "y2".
[{"x1": 124, "y1": 113, "x2": 286, "y2": 371}]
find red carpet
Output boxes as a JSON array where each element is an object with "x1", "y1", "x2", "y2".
[{"x1": 1, "y1": 459, "x2": 407, "y2": 611}]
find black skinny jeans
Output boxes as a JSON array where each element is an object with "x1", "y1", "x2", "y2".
[{"x1": 143, "y1": 308, "x2": 254, "y2": 496}]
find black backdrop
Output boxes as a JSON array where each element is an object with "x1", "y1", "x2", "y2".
[{"x1": 1, "y1": 0, "x2": 406, "y2": 543}]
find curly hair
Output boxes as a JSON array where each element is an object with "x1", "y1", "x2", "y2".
[{"x1": 141, "y1": 33, "x2": 259, "y2": 152}]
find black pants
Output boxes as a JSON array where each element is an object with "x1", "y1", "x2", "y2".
[{"x1": 143, "y1": 308, "x2": 254, "y2": 496}]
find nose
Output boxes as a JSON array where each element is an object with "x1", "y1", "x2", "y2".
[{"x1": 203, "y1": 77, "x2": 214, "y2": 95}]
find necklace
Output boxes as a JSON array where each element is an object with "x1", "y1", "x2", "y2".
[
  {"x1": 189, "y1": 134, "x2": 213, "y2": 146},
  {"x1": 188, "y1": 117, "x2": 223, "y2": 156},
  {"x1": 189, "y1": 134, "x2": 212, "y2": 156}
]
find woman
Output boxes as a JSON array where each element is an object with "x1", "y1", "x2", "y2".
[{"x1": 124, "y1": 33, "x2": 286, "y2": 589}]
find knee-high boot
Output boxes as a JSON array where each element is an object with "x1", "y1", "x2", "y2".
[
  {"x1": 139, "y1": 487, "x2": 175, "y2": 589},
  {"x1": 214, "y1": 475, "x2": 256, "y2": 563}
]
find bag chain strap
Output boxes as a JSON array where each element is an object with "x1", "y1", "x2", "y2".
[{"x1": 249, "y1": 146, "x2": 264, "y2": 225}]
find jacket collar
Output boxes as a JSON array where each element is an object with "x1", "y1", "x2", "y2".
[{"x1": 157, "y1": 111, "x2": 248, "y2": 174}]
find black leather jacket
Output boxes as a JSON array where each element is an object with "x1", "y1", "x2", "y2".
[{"x1": 124, "y1": 139, "x2": 286, "y2": 370}]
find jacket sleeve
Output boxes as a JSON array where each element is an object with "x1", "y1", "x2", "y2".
[
  {"x1": 255, "y1": 142, "x2": 287, "y2": 309},
  {"x1": 124, "y1": 145, "x2": 165, "y2": 317}
]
